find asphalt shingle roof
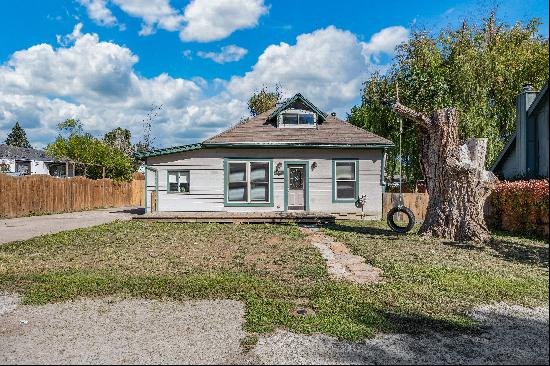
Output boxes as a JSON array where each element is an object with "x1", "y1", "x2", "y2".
[
  {"x1": 203, "y1": 108, "x2": 393, "y2": 146},
  {"x1": 0, "y1": 144, "x2": 59, "y2": 162}
]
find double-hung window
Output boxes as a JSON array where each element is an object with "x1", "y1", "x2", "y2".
[
  {"x1": 226, "y1": 160, "x2": 272, "y2": 205},
  {"x1": 167, "y1": 170, "x2": 190, "y2": 193},
  {"x1": 333, "y1": 160, "x2": 358, "y2": 201}
]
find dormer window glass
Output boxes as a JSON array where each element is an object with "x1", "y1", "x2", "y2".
[{"x1": 278, "y1": 109, "x2": 317, "y2": 128}]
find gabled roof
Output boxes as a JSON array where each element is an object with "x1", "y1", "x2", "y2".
[
  {"x1": 0, "y1": 144, "x2": 59, "y2": 162},
  {"x1": 268, "y1": 93, "x2": 328, "y2": 121},
  {"x1": 140, "y1": 93, "x2": 393, "y2": 158},
  {"x1": 527, "y1": 82, "x2": 548, "y2": 116},
  {"x1": 203, "y1": 108, "x2": 392, "y2": 146}
]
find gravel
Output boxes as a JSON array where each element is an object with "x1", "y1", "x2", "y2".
[
  {"x1": 251, "y1": 303, "x2": 549, "y2": 365},
  {"x1": 0, "y1": 296, "x2": 246, "y2": 365},
  {"x1": 1, "y1": 295, "x2": 548, "y2": 365}
]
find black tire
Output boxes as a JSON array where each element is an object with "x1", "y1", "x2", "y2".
[{"x1": 387, "y1": 206, "x2": 415, "y2": 233}]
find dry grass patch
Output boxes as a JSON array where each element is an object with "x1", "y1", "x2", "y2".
[{"x1": 0, "y1": 221, "x2": 325, "y2": 286}]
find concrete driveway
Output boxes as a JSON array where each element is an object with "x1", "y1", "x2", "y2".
[{"x1": 0, "y1": 208, "x2": 141, "y2": 244}]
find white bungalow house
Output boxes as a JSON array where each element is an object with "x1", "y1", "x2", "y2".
[
  {"x1": 139, "y1": 94, "x2": 393, "y2": 218},
  {"x1": 0, "y1": 144, "x2": 74, "y2": 177}
]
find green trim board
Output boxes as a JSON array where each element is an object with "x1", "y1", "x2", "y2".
[
  {"x1": 138, "y1": 142, "x2": 393, "y2": 158},
  {"x1": 283, "y1": 161, "x2": 310, "y2": 211},
  {"x1": 223, "y1": 157, "x2": 274, "y2": 207},
  {"x1": 136, "y1": 143, "x2": 203, "y2": 158},
  {"x1": 166, "y1": 169, "x2": 191, "y2": 194},
  {"x1": 332, "y1": 158, "x2": 360, "y2": 203}
]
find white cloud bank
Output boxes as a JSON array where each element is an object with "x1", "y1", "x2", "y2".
[
  {"x1": 0, "y1": 24, "x2": 408, "y2": 148},
  {"x1": 78, "y1": 0, "x2": 268, "y2": 42},
  {"x1": 197, "y1": 45, "x2": 248, "y2": 64}
]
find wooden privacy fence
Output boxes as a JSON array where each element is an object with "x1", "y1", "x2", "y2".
[
  {"x1": 0, "y1": 173, "x2": 144, "y2": 218},
  {"x1": 383, "y1": 193, "x2": 429, "y2": 222}
]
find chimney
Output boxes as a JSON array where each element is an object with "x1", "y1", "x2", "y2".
[{"x1": 515, "y1": 83, "x2": 538, "y2": 175}]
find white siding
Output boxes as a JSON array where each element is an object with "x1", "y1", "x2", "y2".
[
  {"x1": 0, "y1": 158, "x2": 50, "y2": 175},
  {"x1": 146, "y1": 148, "x2": 384, "y2": 217}
]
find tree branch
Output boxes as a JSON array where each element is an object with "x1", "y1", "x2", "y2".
[
  {"x1": 392, "y1": 102, "x2": 431, "y2": 128},
  {"x1": 391, "y1": 82, "x2": 431, "y2": 127}
]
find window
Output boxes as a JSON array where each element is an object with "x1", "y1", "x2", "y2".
[
  {"x1": 279, "y1": 110, "x2": 316, "y2": 127},
  {"x1": 333, "y1": 161, "x2": 358, "y2": 201},
  {"x1": 226, "y1": 160, "x2": 271, "y2": 204},
  {"x1": 167, "y1": 170, "x2": 190, "y2": 193}
]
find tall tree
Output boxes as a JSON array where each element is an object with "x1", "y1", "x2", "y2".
[
  {"x1": 5, "y1": 122, "x2": 32, "y2": 148},
  {"x1": 349, "y1": 13, "x2": 549, "y2": 185},
  {"x1": 392, "y1": 86, "x2": 498, "y2": 242},
  {"x1": 248, "y1": 85, "x2": 282, "y2": 116}
]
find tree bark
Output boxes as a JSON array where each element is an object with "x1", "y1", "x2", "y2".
[{"x1": 393, "y1": 102, "x2": 498, "y2": 242}]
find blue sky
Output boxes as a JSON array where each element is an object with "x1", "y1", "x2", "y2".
[{"x1": 0, "y1": 0, "x2": 548, "y2": 148}]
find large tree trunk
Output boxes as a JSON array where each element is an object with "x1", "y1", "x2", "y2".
[{"x1": 392, "y1": 103, "x2": 498, "y2": 242}]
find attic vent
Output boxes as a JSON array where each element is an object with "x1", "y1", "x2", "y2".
[{"x1": 331, "y1": 112, "x2": 336, "y2": 117}]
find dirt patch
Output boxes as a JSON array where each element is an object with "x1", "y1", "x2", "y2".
[
  {"x1": 0, "y1": 296, "x2": 247, "y2": 365},
  {"x1": 251, "y1": 304, "x2": 549, "y2": 365}
]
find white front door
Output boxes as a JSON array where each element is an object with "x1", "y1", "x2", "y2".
[{"x1": 287, "y1": 165, "x2": 305, "y2": 210}]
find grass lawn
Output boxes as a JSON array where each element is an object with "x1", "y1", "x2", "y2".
[{"x1": 0, "y1": 220, "x2": 547, "y2": 341}]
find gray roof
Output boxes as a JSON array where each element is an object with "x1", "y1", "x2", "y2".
[
  {"x1": 139, "y1": 93, "x2": 393, "y2": 158},
  {"x1": 0, "y1": 144, "x2": 61, "y2": 162}
]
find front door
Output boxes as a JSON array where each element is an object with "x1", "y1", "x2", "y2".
[{"x1": 287, "y1": 165, "x2": 305, "y2": 210}]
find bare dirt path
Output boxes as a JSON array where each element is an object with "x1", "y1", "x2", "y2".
[{"x1": 0, "y1": 207, "x2": 140, "y2": 244}]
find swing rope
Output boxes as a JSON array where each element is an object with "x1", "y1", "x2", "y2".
[{"x1": 398, "y1": 117, "x2": 404, "y2": 208}]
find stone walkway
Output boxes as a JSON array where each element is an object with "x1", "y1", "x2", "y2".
[{"x1": 300, "y1": 227, "x2": 383, "y2": 284}]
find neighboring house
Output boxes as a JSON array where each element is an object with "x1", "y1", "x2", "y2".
[
  {"x1": 0, "y1": 144, "x2": 75, "y2": 177},
  {"x1": 140, "y1": 93, "x2": 393, "y2": 218},
  {"x1": 492, "y1": 82, "x2": 549, "y2": 179}
]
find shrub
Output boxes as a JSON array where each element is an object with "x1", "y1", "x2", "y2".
[{"x1": 490, "y1": 179, "x2": 549, "y2": 236}]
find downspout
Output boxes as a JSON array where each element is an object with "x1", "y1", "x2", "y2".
[
  {"x1": 144, "y1": 163, "x2": 159, "y2": 212},
  {"x1": 380, "y1": 148, "x2": 387, "y2": 219}
]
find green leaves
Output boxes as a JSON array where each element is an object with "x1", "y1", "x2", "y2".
[
  {"x1": 46, "y1": 119, "x2": 134, "y2": 181},
  {"x1": 349, "y1": 13, "x2": 549, "y2": 185}
]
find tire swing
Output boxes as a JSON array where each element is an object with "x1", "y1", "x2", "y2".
[{"x1": 387, "y1": 118, "x2": 415, "y2": 234}]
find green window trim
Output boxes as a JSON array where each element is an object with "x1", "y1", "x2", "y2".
[
  {"x1": 223, "y1": 158, "x2": 274, "y2": 207},
  {"x1": 166, "y1": 170, "x2": 190, "y2": 194},
  {"x1": 332, "y1": 159, "x2": 359, "y2": 203},
  {"x1": 283, "y1": 161, "x2": 310, "y2": 211}
]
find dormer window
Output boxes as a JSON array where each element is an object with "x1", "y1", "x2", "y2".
[{"x1": 278, "y1": 109, "x2": 317, "y2": 128}]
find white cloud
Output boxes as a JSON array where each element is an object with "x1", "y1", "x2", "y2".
[
  {"x1": 361, "y1": 25, "x2": 409, "y2": 63},
  {"x1": 197, "y1": 45, "x2": 248, "y2": 64},
  {"x1": 0, "y1": 24, "x2": 408, "y2": 148},
  {"x1": 112, "y1": 0, "x2": 185, "y2": 35},
  {"x1": 227, "y1": 25, "x2": 409, "y2": 116},
  {"x1": 77, "y1": 0, "x2": 118, "y2": 27},
  {"x1": 77, "y1": 0, "x2": 268, "y2": 42},
  {"x1": 0, "y1": 24, "x2": 246, "y2": 147},
  {"x1": 227, "y1": 26, "x2": 365, "y2": 115},
  {"x1": 180, "y1": 0, "x2": 268, "y2": 42}
]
